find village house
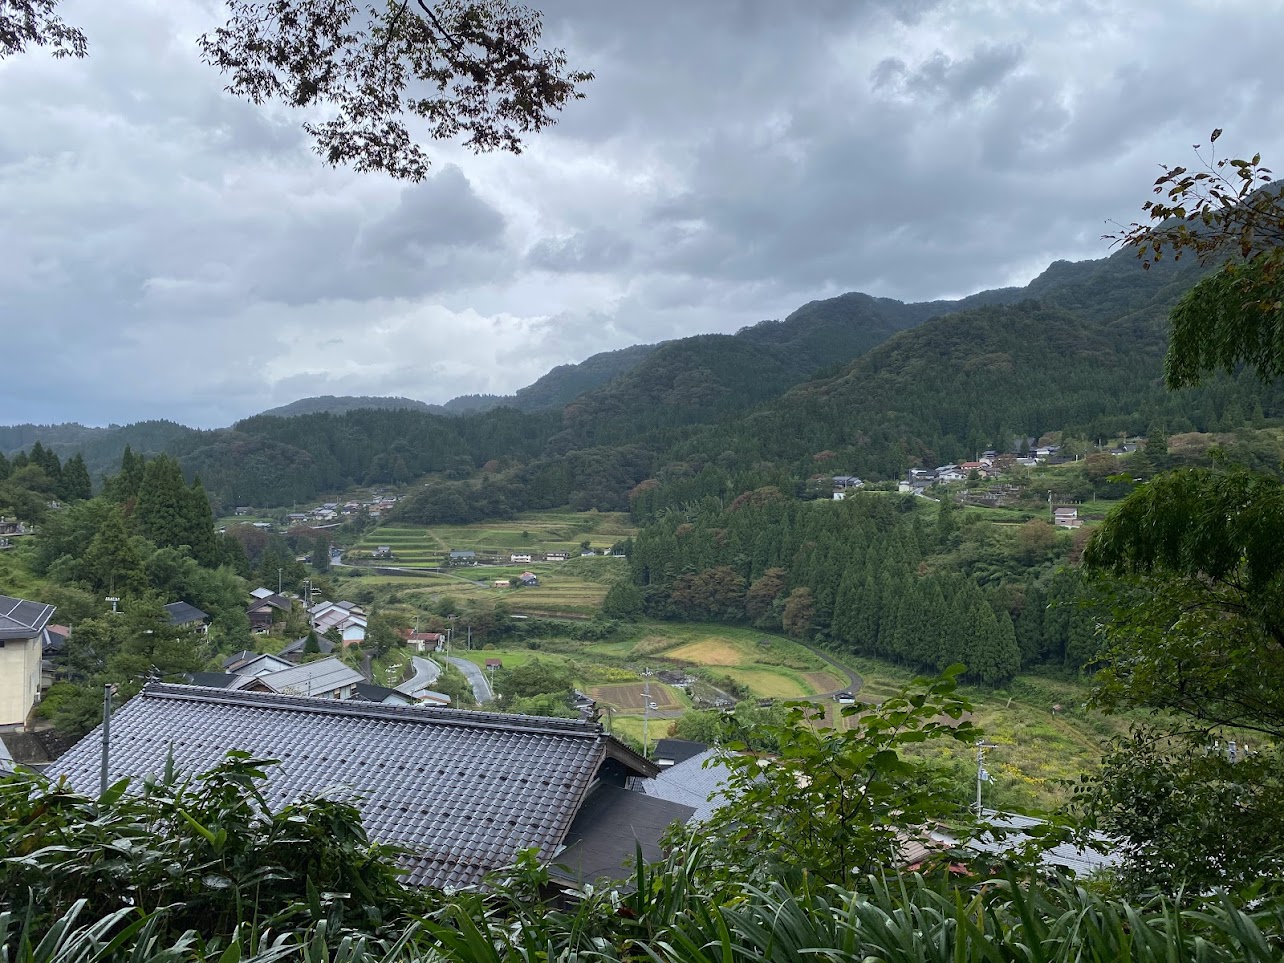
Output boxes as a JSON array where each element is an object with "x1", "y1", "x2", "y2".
[
  {"x1": 544, "y1": 551, "x2": 569, "y2": 562},
  {"x1": 0, "y1": 594, "x2": 55, "y2": 729},
  {"x1": 519, "y1": 571, "x2": 539, "y2": 586},
  {"x1": 222, "y1": 651, "x2": 293, "y2": 675},
  {"x1": 246, "y1": 593, "x2": 292, "y2": 633},
  {"x1": 48, "y1": 685, "x2": 672, "y2": 890},
  {"x1": 239, "y1": 657, "x2": 364, "y2": 699},
  {"x1": 402, "y1": 630, "x2": 445, "y2": 653},
  {"x1": 510, "y1": 553, "x2": 533, "y2": 563},
  {"x1": 1053, "y1": 506, "x2": 1083, "y2": 529},
  {"x1": 163, "y1": 601, "x2": 210, "y2": 634},
  {"x1": 278, "y1": 634, "x2": 337, "y2": 661},
  {"x1": 447, "y1": 549, "x2": 477, "y2": 565},
  {"x1": 371, "y1": 545, "x2": 394, "y2": 559},
  {"x1": 831, "y1": 475, "x2": 863, "y2": 489}
]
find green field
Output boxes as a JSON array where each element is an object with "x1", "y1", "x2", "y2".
[
  {"x1": 337, "y1": 567, "x2": 613, "y2": 617},
  {"x1": 349, "y1": 510, "x2": 636, "y2": 566}
]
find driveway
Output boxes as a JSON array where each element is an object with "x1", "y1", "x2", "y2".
[
  {"x1": 446, "y1": 656, "x2": 493, "y2": 704},
  {"x1": 395, "y1": 656, "x2": 441, "y2": 697}
]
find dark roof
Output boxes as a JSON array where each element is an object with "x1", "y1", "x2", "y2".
[
  {"x1": 43, "y1": 625, "x2": 69, "y2": 653},
  {"x1": 551, "y1": 783, "x2": 695, "y2": 885},
  {"x1": 184, "y1": 671, "x2": 244, "y2": 689},
  {"x1": 352, "y1": 682, "x2": 415, "y2": 705},
  {"x1": 654, "y1": 739, "x2": 708, "y2": 766},
  {"x1": 164, "y1": 601, "x2": 209, "y2": 625},
  {"x1": 222, "y1": 649, "x2": 259, "y2": 671},
  {"x1": 247, "y1": 594, "x2": 291, "y2": 612},
  {"x1": 279, "y1": 635, "x2": 337, "y2": 657},
  {"x1": 449, "y1": 550, "x2": 476, "y2": 558},
  {"x1": 0, "y1": 594, "x2": 55, "y2": 641},
  {"x1": 49, "y1": 684, "x2": 658, "y2": 890}
]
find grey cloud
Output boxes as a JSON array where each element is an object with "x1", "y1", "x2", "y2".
[
  {"x1": 872, "y1": 43, "x2": 1025, "y2": 104},
  {"x1": 526, "y1": 228, "x2": 634, "y2": 273},
  {"x1": 4, "y1": 1, "x2": 1284, "y2": 426}
]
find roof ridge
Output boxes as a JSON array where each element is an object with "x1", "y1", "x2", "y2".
[{"x1": 143, "y1": 683, "x2": 606, "y2": 737}]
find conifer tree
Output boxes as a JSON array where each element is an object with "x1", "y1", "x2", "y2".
[
  {"x1": 135, "y1": 455, "x2": 190, "y2": 549},
  {"x1": 81, "y1": 507, "x2": 146, "y2": 596},
  {"x1": 60, "y1": 453, "x2": 92, "y2": 501},
  {"x1": 184, "y1": 477, "x2": 218, "y2": 566},
  {"x1": 0, "y1": 451, "x2": 9, "y2": 482}
]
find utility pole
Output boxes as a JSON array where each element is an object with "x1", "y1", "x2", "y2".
[
  {"x1": 278, "y1": 568, "x2": 283, "y2": 595},
  {"x1": 642, "y1": 667, "x2": 652, "y2": 757},
  {"x1": 100, "y1": 684, "x2": 114, "y2": 797},
  {"x1": 976, "y1": 741, "x2": 998, "y2": 815}
]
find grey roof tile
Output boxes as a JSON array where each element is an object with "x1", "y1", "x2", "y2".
[
  {"x1": 639, "y1": 749, "x2": 737, "y2": 822},
  {"x1": 49, "y1": 684, "x2": 655, "y2": 890}
]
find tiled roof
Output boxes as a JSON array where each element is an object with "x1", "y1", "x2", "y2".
[
  {"x1": 164, "y1": 601, "x2": 209, "y2": 625},
  {"x1": 551, "y1": 782, "x2": 695, "y2": 886},
  {"x1": 654, "y1": 739, "x2": 709, "y2": 767},
  {"x1": 639, "y1": 749, "x2": 737, "y2": 822},
  {"x1": 49, "y1": 685, "x2": 656, "y2": 890},
  {"x1": 253, "y1": 657, "x2": 363, "y2": 696},
  {"x1": 0, "y1": 594, "x2": 55, "y2": 641},
  {"x1": 279, "y1": 635, "x2": 337, "y2": 657}
]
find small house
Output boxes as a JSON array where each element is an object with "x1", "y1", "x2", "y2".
[
  {"x1": 163, "y1": 601, "x2": 210, "y2": 634},
  {"x1": 493, "y1": 579, "x2": 511, "y2": 588},
  {"x1": 246, "y1": 593, "x2": 292, "y2": 633},
  {"x1": 510, "y1": 553, "x2": 533, "y2": 563},
  {"x1": 402, "y1": 631, "x2": 445, "y2": 653},
  {"x1": 485, "y1": 658, "x2": 503, "y2": 670},
  {"x1": 545, "y1": 551, "x2": 569, "y2": 562},
  {"x1": 519, "y1": 572, "x2": 539, "y2": 586},
  {"x1": 1053, "y1": 507, "x2": 1082, "y2": 530}
]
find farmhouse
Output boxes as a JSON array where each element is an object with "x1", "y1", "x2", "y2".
[
  {"x1": 544, "y1": 551, "x2": 569, "y2": 562},
  {"x1": 48, "y1": 684, "x2": 666, "y2": 889},
  {"x1": 246, "y1": 593, "x2": 292, "y2": 633},
  {"x1": 510, "y1": 553, "x2": 533, "y2": 563},
  {"x1": 402, "y1": 630, "x2": 445, "y2": 652},
  {"x1": 519, "y1": 571, "x2": 539, "y2": 586},
  {"x1": 1053, "y1": 506, "x2": 1083, "y2": 529},
  {"x1": 163, "y1": 601, "x2": 209, "y2": 633}
]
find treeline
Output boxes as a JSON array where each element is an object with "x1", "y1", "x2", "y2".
[
  {"x1": 0, "y1": 441, "x2": 92, "y2": 518},
  {"x1": 623, "y1": 492, "x2": 1097, "y2": 684}
]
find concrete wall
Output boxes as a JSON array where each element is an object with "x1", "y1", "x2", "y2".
[{"x1": 0, "y1": 636, "x2": 42, "y2": 727}]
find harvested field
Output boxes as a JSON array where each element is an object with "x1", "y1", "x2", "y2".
[
  {"x1": 590, "y1": 682, "x2": 681, "y2": 711},
  {"x1": 664, "y1": 639, "x2": 743, "y2": 665}
]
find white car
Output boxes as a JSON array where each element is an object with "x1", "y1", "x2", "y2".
[{"x1": 648, "y1": 701, "x2": 659, "y2": 710}]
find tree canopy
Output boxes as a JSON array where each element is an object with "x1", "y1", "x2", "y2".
[{"x1": 2, "y1": 1, "x2": 590, "y2": 180}]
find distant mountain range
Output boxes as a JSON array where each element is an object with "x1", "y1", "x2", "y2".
[{"x1": 5, "y1": 244, "x2": 1279, "y2": 510}]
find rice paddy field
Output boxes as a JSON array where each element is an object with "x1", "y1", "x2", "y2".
[
  {"x1": 348, "y1": 510, "x2": 636, "y2": 566},
  {"x1": 336, "y1": 567, "x2": 614, "y2": 618}
]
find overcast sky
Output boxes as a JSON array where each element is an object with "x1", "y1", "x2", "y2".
[{"x1": 3, "y1": 0, "x2": 1282, "y2": 428}]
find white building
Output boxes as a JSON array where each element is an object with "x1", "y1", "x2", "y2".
[{"x1": 0, "y1": 595, "x2": 55, "y2": 728}]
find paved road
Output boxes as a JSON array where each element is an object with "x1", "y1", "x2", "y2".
[
  {"x1": 395, "y1": 656, "x2": 441, "y2": 697},
  {"x1": 447, "y1": 656, "x2": 493, "y2": 704}
]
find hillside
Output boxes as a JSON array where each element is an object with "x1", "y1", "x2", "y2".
[
  {"x1": 256, "y1": 395, "x2": 448, "y2": 418},
  {"x1": 550, "y1": 289, "x2": 1017, "y2": 449},
  {"x1": 671, "y1": 250, "x2": 1280, "y2": 479},
  {"x1": 444, "y1": 342, "x2": 663, "y2": 414}
]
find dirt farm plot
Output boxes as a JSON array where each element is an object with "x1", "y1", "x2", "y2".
[{"x1": 589, "y1": 682, "x2": 682, "y2": 711}]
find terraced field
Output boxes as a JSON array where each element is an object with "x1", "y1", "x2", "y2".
[
  {"x1": 350, "y1": 511, "x2": 635, "y2": 566},
  {"x1": 340, "y1": 568, "x2": 612, "y2": 617}
]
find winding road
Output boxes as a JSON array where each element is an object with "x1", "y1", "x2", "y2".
[
  {"x1": 446, "y1": 656, "x2": 494, "y2": 704},
  {"x1": 395, "y1": 656, "x2": 441, "y2": 697}
]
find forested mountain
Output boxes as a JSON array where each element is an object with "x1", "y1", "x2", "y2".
[
  {"x1": 445, "y1": 342, "x2": 663, "y2": 414},
  {"x1": 6, "y1": 244, "x2": 1275, "y2": 511},
  {"x1": 661, "y1": 250, "x2": 1281, "y2": 481},
  {"x1": 0, "y1": 421, "x2": 199, "y2": 481},
  {"x1": 548, "y1": 288, "x2": 1030, "y2": 449},
  {"x1": 257, "y1": 395, "x2": 449, "y2": 418}
]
